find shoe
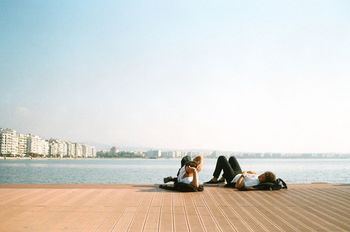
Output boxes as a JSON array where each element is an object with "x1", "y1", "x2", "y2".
[
  {"x1": 163, "y1": 176, "x2": 173, "y2": 183},
  {"x1": 204, "y1": 179, "x2": 220, "y2": 184},
  {"x1": 217, "y1": 178, "x2": 225, "y2": 183},
  {"x1": 224, "y1": 182, "x2": 235, "y2": 188}
]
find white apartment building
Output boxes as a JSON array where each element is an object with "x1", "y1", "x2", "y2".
[
  {"x1": 49, "y1": 140, "x2": 59, "y2": 157},
  {"x1": 49, "y1": 139, "x2": 68, "y2": 158},
  {"x1": 41, "y1": 140, "x2": 49, "y2": 157},
  {"x1": 27, "y1": 134, "x2": 48, "y2": 156},
  {"x1": 81, "y1": 144, "x2": 96, "y2": 158},
  {"x1": 59, "y1": 140, "x2": 68, "y2": 158},
  {"x1": 66, "y1": 142, "x2": 76, "y2": 158},
  {"x1": 81, "y1": 144, "x2": 91, "y2": 158},
  {"x1": 75, "y1": 143, "x2": 83, "y2": 158},
  {"x1": 0, "y1": 128, "x2": 18, "y2": 156},
  {"x1": 91, "y1": 147, "x2": 96, "y2": 158},
  {"x1": 27, "y1": 134, "x2": 40, "y2": 155},
  {"x1": 17, "y1": 133, "x2": 28, "y2": 157}
]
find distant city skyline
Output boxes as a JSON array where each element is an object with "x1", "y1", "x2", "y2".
[
  {"x1": 0, "y1": 127, "x2": 96, "y2": 158},
  {"x1": 1, "y1": 1, "x2": 350, "y2": 153}
]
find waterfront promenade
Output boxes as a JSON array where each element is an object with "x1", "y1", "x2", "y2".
[{"x1": 0, "y1": 183, "x2": 349, "y2": 231}]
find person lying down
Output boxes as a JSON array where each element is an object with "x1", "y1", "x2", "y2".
[{"x1": 204, "y1": 156, "x2": 278, "y2": 190}]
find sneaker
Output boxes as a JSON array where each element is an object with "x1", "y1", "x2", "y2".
[{"x1": 163, "y1": 176, "x2": 174, "y2": 183}]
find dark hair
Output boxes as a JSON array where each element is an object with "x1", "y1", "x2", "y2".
[
  {"x1": 264, "y1": 171, "x2": 276, "y2": 183},
  {"x1": 186, "y1": 161, "x2": 198, "y2": 168}
]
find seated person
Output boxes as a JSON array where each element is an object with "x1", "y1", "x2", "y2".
[{"x1": 204, "y1": 156, "x2": 276, "y2": 190}]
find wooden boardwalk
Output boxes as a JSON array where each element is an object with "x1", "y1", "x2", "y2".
[{"x1": 0, "y1": 183, "x2": 349, "y2": 232}]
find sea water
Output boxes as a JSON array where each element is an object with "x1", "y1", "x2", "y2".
[{"x1": 0, "y1": 158, "x2": 349, "y2": 184}]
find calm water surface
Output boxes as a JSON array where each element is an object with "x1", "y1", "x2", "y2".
[{"x1": 0, "y1": 158, "x2": 349, "y2": 184}]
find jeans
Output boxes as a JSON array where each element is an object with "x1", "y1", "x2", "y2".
[{"x1": 212, "y1": 156, "x2": 242, "y2": 182}]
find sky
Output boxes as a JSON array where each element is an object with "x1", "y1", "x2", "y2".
[{"x1": 1, "y1": 0, "x2": 350, "y2": 153}]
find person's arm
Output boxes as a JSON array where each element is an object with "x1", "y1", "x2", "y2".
[
  {"x1": 241, "y1": 171, "x2": 256, "y2": 175},
  {"x1": 235, "y1": 175, "x2": 245, "y2": 190},
  {"x1": 236, "y1": 174, "x2": 256, "y2": 191},
  {"x1": 193, "y1": 155, "x2": 203, "y2": 172},
  {"x1": 188, "y1": 166, "x2": 199, "y2": 188}
]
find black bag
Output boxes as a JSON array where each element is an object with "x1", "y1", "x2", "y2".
[
  {"x1": 252, "y1": 178, "x2": 288, "y2": 191},
  {"x1": 159, "y1": 182, "x2": 204, "y2": 192}
]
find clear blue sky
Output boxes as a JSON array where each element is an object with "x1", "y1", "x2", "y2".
[{"x1": 1, "y1": 0, "x2": 350, "y2": 153}]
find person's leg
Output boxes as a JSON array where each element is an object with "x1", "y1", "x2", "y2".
[
  {"x1": 223, "y1": 156, "x2": 243, "y2": 187},
  {"x1": 211, "y1": 156, "x2": 236, "y2": 182},
  {"x1": 228, "y1": 156, "x2": 242, "y2": 177}
]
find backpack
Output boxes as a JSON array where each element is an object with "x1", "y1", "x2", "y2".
[{"x1": 252, "y1": 178, "x2": 288, "y2": 191}]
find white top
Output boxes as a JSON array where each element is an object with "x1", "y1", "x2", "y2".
[
  {"x1": 177, "y1": 166, "x2": 193, "y2": 184},
  {"x1": 232, "y1": 173, "x2": 260, "y2": 187}
]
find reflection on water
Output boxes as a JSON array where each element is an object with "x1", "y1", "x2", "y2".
[{"x1": 0, "y1": 158, "x2": 349, "y2": 184}]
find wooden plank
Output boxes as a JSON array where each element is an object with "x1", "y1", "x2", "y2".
[
  {"x1": 128, "y1": 191, "x2": 154, "y2": 232},
  {"x1": 0, "y1": 184, "x2": 349, "y2": 232}
]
